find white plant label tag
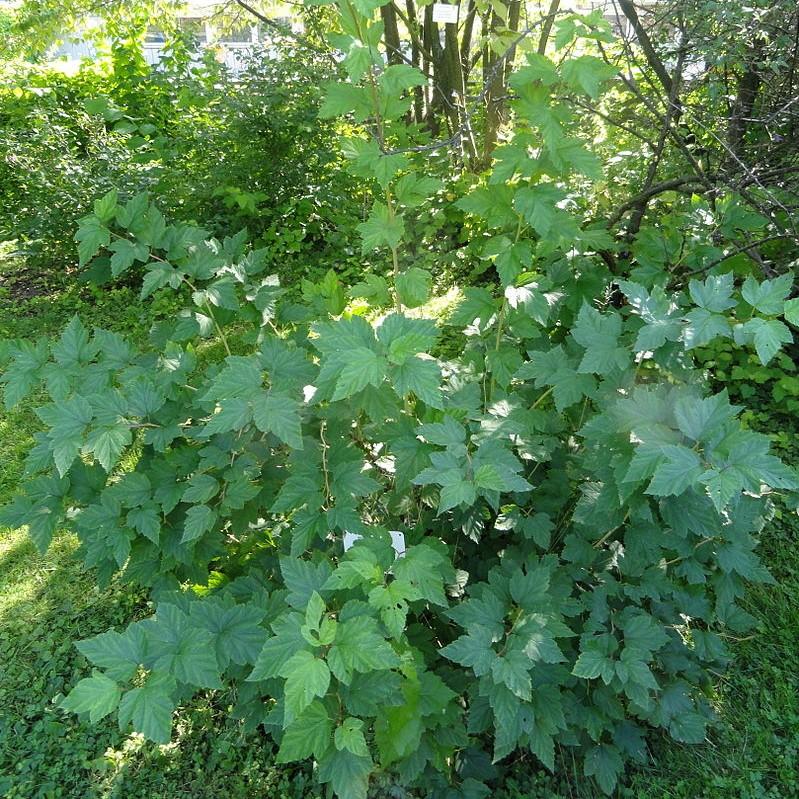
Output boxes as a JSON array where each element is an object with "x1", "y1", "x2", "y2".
[
  {"x1": 343, "y1": 530, "x2": 406, "y2": 557},
  {"x1": 432, "y1": 3, "x2": 459, "y2": 24}
]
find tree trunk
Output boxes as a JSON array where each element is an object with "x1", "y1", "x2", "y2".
[
  {"x1": 404, "y1": 0, "x2": 425, "y2": 121},
  {"x1": 727, "y1": 40, "x2": 764, "y2": 159},
  {"x1": 537, "y1": 0, "x2": 561, "y2": 55},
  {"x1": 482, "y1": 0, "x2": 520, "y2": 163},
  {"x1": 460, "y1": 0, "x2": 477, "y2": 81},
  {"x1": 422, "y1": 7, "x2": 460, "y2": 138},
  {"x1": 381, "y1": 3, "x2": 403, "y2": 65}
]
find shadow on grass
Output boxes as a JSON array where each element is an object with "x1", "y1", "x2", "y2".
[
  {"x1": 1, "y1": 439, "x2": 798, "y2": 797},
  {"x1": 620, "y1": 509, "x2": 799, "y2": 799},
  {"x1": 0, "y1": 526, "x2": 321, "y2": 799}
]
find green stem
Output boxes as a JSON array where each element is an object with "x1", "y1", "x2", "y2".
[
  {"x1": 126, "y1": 236, "x2": 232, "y2": 358},
  {"x1": 593, "y1": 510, "x2": 630, "y2": 549},
  {"x1": 493, "y1": 300, "x2": 507, "y2": 352},
  {"x1": 349, "y1": 0, "x2": 404, "y2": 313},
  {"x1": 487, "y1": 215, "x2": 526, "y2": 405},
  {"x1": 182, "y1": 276, "x2": 232, "y2": 356},
  {"x1": 320, "y1": 421, "x2": 331, "y2": 509},
  {"x1": 386, "y1": 187, "x2": 403, "y2": 313},
  {"x1": 531, "y1": 385, "x2": 554, "y2": 409}
]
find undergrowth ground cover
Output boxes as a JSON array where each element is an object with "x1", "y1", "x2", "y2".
[
  {"x1": 2, "y1": 1, "x2": 799, "y2": 796},
  {"x1": 1, "y1": 276, "x2": 797, "y2": 799}
]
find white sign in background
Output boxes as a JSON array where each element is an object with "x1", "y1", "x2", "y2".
[
  {"x1": 343, "y1": 530, "x2": 406, "y2": 557},
  {"x1": 432, "y1": 3, "x2": 459, "y2": 24}
]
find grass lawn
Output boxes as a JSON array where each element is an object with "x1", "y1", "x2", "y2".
[{"x1": 1, "y1": 276, "x2": 798, "y2": 798}]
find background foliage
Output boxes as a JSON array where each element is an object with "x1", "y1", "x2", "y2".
[{"x1": 1, "y1": 0, "x2": 799, "y2": 797}]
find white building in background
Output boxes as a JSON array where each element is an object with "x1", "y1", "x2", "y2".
[
  {"x1": 49, "y1": 0, "x2": 648, "y2": 71},
  {"x1": 52, "y1": 0, "x2": 297, "y2": 72}
]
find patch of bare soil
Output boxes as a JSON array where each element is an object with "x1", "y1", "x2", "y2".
[{"x1": 0, "y1": 246, "x2": 61, "y2": 303}]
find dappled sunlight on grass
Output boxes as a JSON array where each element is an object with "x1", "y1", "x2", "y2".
[
  {"x1": 413, "y1": 285, "x2": 463, "y2": 321},
  {"x1": 0, "y1": 528, "x2": 46, "y2": 616},
  {"x1": 0, "y1": 413, "x2": 36, "y2": 503},
  {"x1": 625, "y1": 508, "x2": 799, "y2": 798},
  {"x1": 91, "y1": 708, "x2": 322, "y2": 799},
  {"x1": 0, "y1": 528, "x2": 86, "y2": 620}
]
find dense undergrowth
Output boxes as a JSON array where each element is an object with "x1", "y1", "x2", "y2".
[
  {"x1": 1, "y1": 259, "x2": 798, "y2": 799},
  {"x1": 2, "y1": 0, "x2": 799, "y2": 796}
]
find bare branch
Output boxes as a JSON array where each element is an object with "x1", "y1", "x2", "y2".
[
  {"x1": 686, "y1": 234, "x2": 796, "y2": 275},
  {"x1": 617, "y1": 0, "x2": 673, "y2": 96},
  {"x1": 605, "y1": 176, "x2": 707, "y2": 228}
]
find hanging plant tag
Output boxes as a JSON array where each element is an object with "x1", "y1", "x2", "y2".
[{"x1": 432, "y1": 3, "x2": 459, "y2": 24}]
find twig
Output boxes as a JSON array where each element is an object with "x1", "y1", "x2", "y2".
[
  {"x1": 606, "y1": 176, "x2": 707, "y2": 228},
  {"x1": 686, "y1": 234, "x2": 795, "y2": 275}
]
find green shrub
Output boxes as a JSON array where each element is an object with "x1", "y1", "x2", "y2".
[
  {"x1": 697, "y1": 339, "x2": 799, "y2": 417},
  {"x1": 0, "y1": 61, "x2": 152, "y2": 275},
  {"x1": 0, "y1": 35, "x2": 360, "y2": 283},
  {"x1": 142, "y1": 38, "x2": 362, "y2": 274},
  {"x1": 2, "y1": 5, "x2": 799, "y2": 799}
]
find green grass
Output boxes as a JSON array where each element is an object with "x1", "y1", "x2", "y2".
[
  {"x1": 623, "y1": 486, "x2": 799, "y2": 798},
  {"x1": 0, "y1": 527, "x2": 324, "y2": 799},
  {"x1": 1, "y1": 281, "x2": 798, "y2": 798}
]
